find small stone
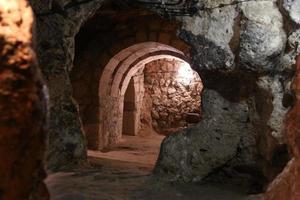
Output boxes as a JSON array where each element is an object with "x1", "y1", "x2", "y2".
[
  {"x1": 159, "y1": 112, "x2": 168, "y2": 119},
  {"x1": 151, "y1": 110, "x2": 160, "y2": 119},
  {"x1": 167, "y1": 88, "x2": 176, "y2": 94}
]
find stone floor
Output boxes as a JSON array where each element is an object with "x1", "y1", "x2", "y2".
[
  {"x1": 46, "y1": 134, "x2": 263, "y2": 200},
  {"x1": 89, "y1": 134, "x2": 165, "y2": 168}
]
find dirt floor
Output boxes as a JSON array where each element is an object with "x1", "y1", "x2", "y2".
[{"x1": 46, "y1": 135, "x2": 263, "y2": 200}]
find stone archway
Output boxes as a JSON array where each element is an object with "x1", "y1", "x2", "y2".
[
  {"x1": 96, "y1": 42, "x2": 191, "y2": 150},
  {"x1": 28, "y1": 1, "x2": 299, "y2": 197},
  {"x1": 1, "y1": 0, "x2": 299, "y2": 199}
]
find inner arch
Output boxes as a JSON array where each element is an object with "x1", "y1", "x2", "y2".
[{"x1": 98, "y1": 42, "x2": 198, "y2": 150}]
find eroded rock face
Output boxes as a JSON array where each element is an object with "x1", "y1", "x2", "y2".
[
  {"x1": 26, "y1": 0, "x2": 298, "y2": 191},
  {"x1": 280, "y1": 29, "x2": 300, "y2": 72},
  {"x1": 179, "y1": 30, "x2": 235, "y2": 71},
  {"x1": 240, "y1": 1, "x2": 287, "y2": 72},
  {"x1": 29, "y1": 0, "x2": 104, "y2": 170},
  {"x1": 265, "y1": 158, "x2": 300, "y2": 200},
  {"x1": 249, "y1": 76, "x2": 291, "y2": 181},
  {"x1": 0, "y1": 1, "x2": 48, "y2": 199},
  {"x1": 264, "y1": 56, "x2": 300, "y2": 200},
  {"x1": 283, "y1": 0, "x2": 300, "y2": 24},
  {"x1": 154, "y1": 0, "x2": 294, "y2": 186},
  {"x1": 288, "y1": 29, "x2": 300, "y2": 59},
  {"x1": 179, "y1": 4, "x2": 237, "y2": 71},
  {"x1": 257, "y1": 76, "x2": 288, "y2": 142},
  {"x1": 154, "y1": 90, "x2": 255, "y2": 182},
  {"x1": 181, "y1": 5, "x2": 236, "y2": 47}
]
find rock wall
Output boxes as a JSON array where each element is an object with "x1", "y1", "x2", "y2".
[
  {"x1": 264, "y1": 55, "x2": 300, "y2": 200},
  {"x1": 26, "y1": 1, "x2": 300, "y2": 192},
  {"x1": 141, "y1": 59, "x2": 202, "y2": 135},
  {"x1": 29, "y1": 0, "x2": 105, "y2": 170},
  {"x1": 154, "y1": 0, "x2": 299, "y2": 187},
  {"x1": 0, "y1": 1, "x2": 48, "y2": 199},
  {"x1": 154, "y1": 89, "x2": 257, "y2": 183}
]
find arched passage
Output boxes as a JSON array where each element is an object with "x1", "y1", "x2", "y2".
[
  {"x1": 70, "y1": 6, "x2": 192, "y2": 151},
  {"x1": 97, "y1": 42, "x2": 200, "y2": 150},
  {"x1": 6, "y1": 0, "x2": 296, "y2": 199}
]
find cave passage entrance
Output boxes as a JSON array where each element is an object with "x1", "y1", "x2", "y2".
[
  {"x1": 72, "y1": 41, "x2": 203, "y2": 168},
  {"x1": 89, "y1": 54, "x2": 203, "y2": 168},
  {"x1": 121, "y1": 58, "x2": 203, "y2": 138},
  {"x1": 69, "y1": 4, "x2": 203, "y2": 168}
]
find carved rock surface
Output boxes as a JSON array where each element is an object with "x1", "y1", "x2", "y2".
[
  {"x1": 283, "y1": 0, "x2": 300, "y2": 24},
  {"x1": 29, "y1": 0, "x2": 104, "y2": 170},
  {"x1": 178, "y1": 3, "x2": 237, "y2": 71},
  {"x1": 240, "y1": 1, "x2": 287, "y2": 72},
  {"x1": 154, "y1": 90, "x2": 252, "y2": 182},
  {"x1": 264, "y1": 56, "x2": 300, "y2": 200},
  {"x1": 26, "y1": 1, "x2": 295, "y2": 192}
]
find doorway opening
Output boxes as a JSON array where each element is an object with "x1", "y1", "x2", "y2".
[
  {"x1": 88, "y1": 53, "x2": 203, "y2": 169},
  {"x1": 69, "y1": 1, "x2": 201, "y2": 169}
]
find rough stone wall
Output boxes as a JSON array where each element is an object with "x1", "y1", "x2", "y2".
[
  {"x1": 0, "y1": 1, "x2": 48, "y2": 199},
  {"x1": 29, "y1": 0, "x2": 105, "y2": 170},
  {"x1": 26, "y1": 0, "x2": 300, "y2": 191},
  {"x1": 249, "y1": 76, "x2": 291, "y2": 181},
  {"x1": 155, "y1": 89, "x2": 256, "y2": 183},
  {"x1": 141, "y1": 59, "x2": 202, "y2": 135},
  {"x1": 264, "y1": 55, "x2": 300, "y2": 200},
  {"x1": 154, "y1": 0, "x2": 299, "y2": 186}
]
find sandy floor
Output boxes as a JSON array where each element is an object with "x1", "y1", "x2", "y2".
[{"x1": 46, "y1": 135, "x2": 262, "y2": 200}]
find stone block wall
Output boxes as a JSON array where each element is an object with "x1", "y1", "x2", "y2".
[{"x1": 141, "y1": 58, "x2": 203, "y2": 135}]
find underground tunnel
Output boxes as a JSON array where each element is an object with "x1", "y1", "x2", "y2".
[
  {"x1": 72, "y1": 39, "x2": 203, "y2": 166},
  {"x1": 1, "y1": 0, "x2": 300, "y2": 200},
  {"x1": 70, "y1": 6, "x2": 203, "y2": 168}
]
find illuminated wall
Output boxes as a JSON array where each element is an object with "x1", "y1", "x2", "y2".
[{"x1": 140, "y1": 58, "x2": 203, "y2": 135}]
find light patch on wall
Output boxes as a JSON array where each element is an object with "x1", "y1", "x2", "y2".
[
  {"x1": 0, "y1": 0, "x2": 33, "y2": 43},
  {"x1": 177, "y1": 61, "x2": 194, "y2": 85}
]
